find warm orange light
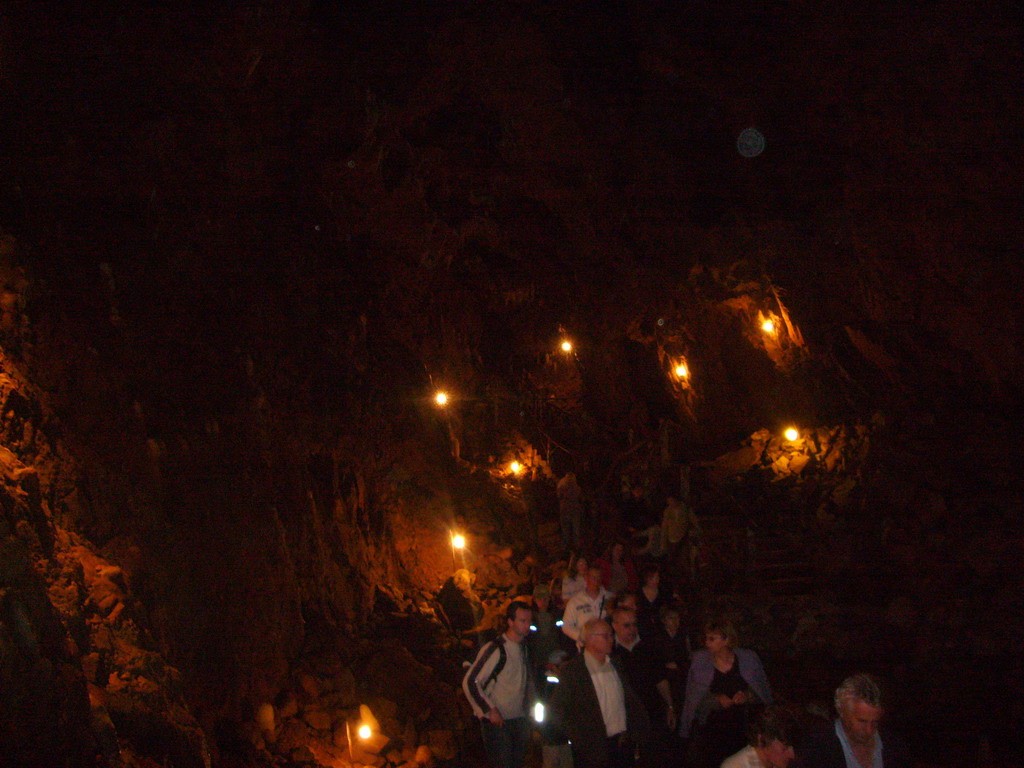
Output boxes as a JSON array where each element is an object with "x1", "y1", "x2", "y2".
[
  {"x1": 761, "y1": 319, "x2": 776, "y2": 334},
  {"x1": 358, "y1": 724, "x2": 372, "y2": 740},
  {"x1": 674, "y1": 362, "x2": 689, "y2": 379},
  {"x1": 560, "y1": 340, "x2": 573, "y2": 353},
  {"x1": 434, "y1": 391, "x2": 449, "y2": 406},
  {"x1": 784, "y1": 427, "x2": 799, "y2": 441},
  {"x1": 509, "y1": 461, "x2": 523, "y2": 475},
  {"x1": 451, "y1": 533, "x2": 466, "y2": 550}
]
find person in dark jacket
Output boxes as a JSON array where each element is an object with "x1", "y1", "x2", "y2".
[
  {"x1": 799, "y1": 673, "x2": 909, "y2": 768},
  {"x1": 550, "y1": 617, "x2": 652, "y2": 768}
]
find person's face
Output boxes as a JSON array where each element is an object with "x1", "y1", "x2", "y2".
[
  {"x1": 508, "y1": 607, "x2": 533, "y2": 641},
  {"x1": 645, "y1": 570, "x2": 660, "y2": 589},
  {"x1": 612, "y1": 612, "x2": 638, "y2": 645},
  {"x1": 575, "y1": 558, "x2": 588, "y2": 576},
  {"x1": 584, "y1": 621, "x2": 614, "y2": 657},
  {"x1": 534, "y1": 595, "x2": 550, "y2": 612},
  {"x1": 663, "y1": 613, "x2": 680, "y2": 635},
  {"x1": 840, "y1": 700, "x2": 883, "y2": 745},
  {"x1": 759, "y1": 739, "x2": 795, "y2": 768},
  {"x1": 585, "y1": 566, "x2": 603, "y2": 591},
  {"x1": 618, "y1": 594, "x2": 637, "y2": 612},
  {"x1": 612, "y1": 543, "x2": 624, "y2": 560},
  {"x1": 704, "y1": 631, "x2": 729, "y2": 654}
]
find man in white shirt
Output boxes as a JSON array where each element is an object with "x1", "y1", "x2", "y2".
[
  {"x1": 550, "y1": 618, "x2": 651, "y2": 767},
  {"x1": 721, "y1": 706, "x2": 797, "y2": 768},
  {"x1": 561, "y1": 565, "x2": 611, "y2": 645}
]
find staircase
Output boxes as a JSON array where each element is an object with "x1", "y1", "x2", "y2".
[{"x1": 697, "y1": 504, "x2": 820, "y2": 600}]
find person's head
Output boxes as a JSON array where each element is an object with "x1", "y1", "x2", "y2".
[
  {"x1": 749, "y1": 706, "x2": 799, "y2": 768},
  {"x1": 571, "y1": 553, "x2": 589, "y2": 577},
  {"x1": 585, "y1": 564, "x2": 603, "y2": 593},
  {"x1": 611, "y1": 608, "x2": 639, "y2": 645},
  {"x1": 580, "y1": 618, "x2": 614, "y2": 660},
  {"x1": 532, "y1": 583, "x2": 551, "y2": 612},
  {"x1": 640, "y1": 564, "x2": 660, "y2": 589},
  {"x1": 505, "y1": 600, "x2": 533, "y2": 642},
  {"x1": 609, "y1": 541, "x2": 625, "y2": 561},
  {"x1": 702, "y1": 617, "x2": 739, "y2": 653},
  {"x1": 550, "y1": 578, "x2": 563, "y2": 603},
  {"x1": 615, "y1": 591, "x2": 638, "y2": 613},
  {"x1": 453, "y1": 568, "x2": 474, "y2": 593},
  {"x1": 660, "y1": 605, "x2": 681, "y2": 635},
  {"x1": 835, "y1": 674, "x2": 884, "y2": 746}
]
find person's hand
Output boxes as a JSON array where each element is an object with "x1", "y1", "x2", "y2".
[
  {"x1": 487, "y1": 707, "x2": 504, "y2": 726},
  {"x1": 732, "y1": 690, "x2": 749, "y2": 705},
  {"x1": 716, "y1": 694, "x2": 733, "y2": 709}
]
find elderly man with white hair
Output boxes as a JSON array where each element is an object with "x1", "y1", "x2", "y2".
[
  {"x1": 549, "y1": 617, "x2": 651, "y2": 768},
  {"x1": 800, "y1": 673, "x2": 909, "y2": 768}
]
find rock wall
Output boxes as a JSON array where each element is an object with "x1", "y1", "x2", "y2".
[{"x1": 0, "y1": 236, "x2": 493, "y2": 766}]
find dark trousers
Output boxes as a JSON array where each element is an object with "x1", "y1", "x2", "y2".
[
  {"x1": 480, "y1": 716, "x2": 529, "y2": 768},
  {"x1": 574, "y1": 733, "x2": 635, "y2": 768}
]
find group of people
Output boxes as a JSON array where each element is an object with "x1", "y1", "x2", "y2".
[
  {"x1": 464, "y1": 592, "x2": 904, "y2": 768},
  {"x1": 461, "y1": 475, "x2": 907, "y2": 768}
]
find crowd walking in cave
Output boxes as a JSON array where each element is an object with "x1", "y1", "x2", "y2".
[{"x1": 459, "y1": 468, "x2": 910, "y2": 768}]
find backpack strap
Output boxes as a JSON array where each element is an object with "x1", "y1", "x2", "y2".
[
  {"x1": 484, "y1": 638, "x2": 508, "y2": 689},
  {"x1": 464, "y1": 639, "x2": 504, "y2": 715}
]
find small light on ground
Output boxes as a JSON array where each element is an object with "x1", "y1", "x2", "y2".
[
  {"x1": 358, "y1": 724, "x2": 372, "y2": 740},
  {"x1": 509, "y1": 461, "x2": 523, "y2": 475},
  {"x1": 761, "y1": 319, "x2": 776, "y2": 334},
  {"x1": 674, "y1": 363, "x2": 689, "y2": 379},
  {"x1": 434, "y1": 391, "x2": 448, "y2": 406},
  {"x1": 784, "y1": 427, "x2": 800, "y2": 441}
]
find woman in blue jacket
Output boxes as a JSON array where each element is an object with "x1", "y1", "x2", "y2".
[{"x1": 679, "y1": 617, "x2": 773, "y2": 768}]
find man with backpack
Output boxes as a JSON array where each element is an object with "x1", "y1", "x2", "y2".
[{"x1": 462, "y1": 600, "x2": 537, "y2": 768}]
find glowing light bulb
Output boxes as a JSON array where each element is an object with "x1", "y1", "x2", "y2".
[
  {"x1": 358, "y1": 724, "x2": 372, "y2": 740},
  {"x1": 533, "y1": 702, "x2": 545, "y2": 723},
  {"x1": 560, "y1": 340, "x2": 573, "y2": 353},
  {"x1": 452, "y1": 533, "x2": 466, "y2": 550},
  {"x1": 674, "y1": 363, "x2": 689, "y2": 379},
  {"x1": 784, "y1": 427, "x2": 799, "y2": 441},
  {"x1": 434, "y1": 391, "x2": 448, "y2": 406},
  {"x1": 509, "y1": 461, "x2": 522, "y2": 475},
  {"x1": 761, "y1": 319, "x2": 776, "y2": 334}
]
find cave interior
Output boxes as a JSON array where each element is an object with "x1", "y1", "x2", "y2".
[{"x1": 0, "y1": 1, "x2": 1022, "y2": 767}]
